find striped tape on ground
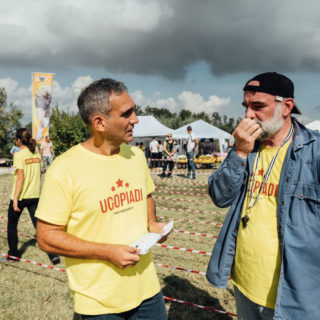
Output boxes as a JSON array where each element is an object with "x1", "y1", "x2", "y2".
[
  {"x1": 152, "y1": 177, "x2": 208, "y2": 186},
  {"x1": 155, "y1": 244, "x2": 211, "y2": 256},
  {"x1": 155, "y1": 189, "x2": 209, "y2": 197},
  {"x1": 156, "y1": 185, "x2": 207, "y2": 192},
  {"x1": 172, "y1": 229, "x2": 218, "y2": 239},
  {"x1": 163, "y1": 296, "x2": 237, "y2": 317},
  {"x1": 0, "y1": 253, "x2": 66, "y2": 272},
  {"x1": 154, "y1": 195, "x2": 211, "y2": 204},
  {"x1": 0, "y1": 252, "x2": 235, "y2": 317},
  {"x1": 159, "y1": 216, "x2": 223, "y2": 227}
]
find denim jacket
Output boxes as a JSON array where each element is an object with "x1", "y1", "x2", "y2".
[{"x1": 206, "y1": 118, "x2": 320, "y2": 320}]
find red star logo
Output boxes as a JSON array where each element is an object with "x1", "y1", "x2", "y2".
[
  {"x1": 111, "y1": 186, "x2": 116, "y2": 192},
  {"x1": 116, "y1": 179, "x2": 123, "y2": 187},
  {"x1": 258, "y1": 169, "x2": 264, "y2": 176},
  {"x1": 125, "y1": 182, "x2": 129, "y2": 188}
]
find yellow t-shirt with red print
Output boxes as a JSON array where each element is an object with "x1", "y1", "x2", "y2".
[
  {"x1": 35, "y1": 144, "x2": 160, "y2": 315},
  {"x1": 231, "y1": 140, "x2": 291, "y2": 309},
  {"x1": 11, "y1": 148, "x2": 41, "y2": 200}
]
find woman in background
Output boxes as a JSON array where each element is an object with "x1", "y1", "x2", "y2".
[{"x1": 5, "y1": 128, "x2": 60, "y2": 264}]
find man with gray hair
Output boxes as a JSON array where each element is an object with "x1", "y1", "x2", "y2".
[
  {"x1": 35, "y1": 78, "x2": 168, "y2": 319},
  {"x1": 206, "y1": 72, "x2": 320, "y2": 319}
]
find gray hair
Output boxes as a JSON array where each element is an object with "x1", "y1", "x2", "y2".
[{"x1": 77, "y1": 78, "x2": 127, "y2": 125}]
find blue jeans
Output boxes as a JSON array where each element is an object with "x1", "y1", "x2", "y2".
[
  {"x1": 186, "y1": 151, "x2": 196, "y2": 178},
  {"x1": 234, "y1": 286, "x2": 274, "y2": 320},
  {"x1": 79, "y1": 291, "x2": 167, "y2": 320}
]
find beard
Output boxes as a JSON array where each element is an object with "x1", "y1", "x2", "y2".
[{"x1": 256, "y1": 103, "x2": 284, "y2": 140}]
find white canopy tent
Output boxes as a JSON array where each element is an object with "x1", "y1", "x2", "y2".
[
  {"x1": 173, "y1": 119, "x2": 233, "y2": 158},
  {"x1": 306, "y1": 120, "x2": 320, "y2": 132},
  {"x1": 132, "y1": 115, "x2": 173, "y2": 138},
  {"x1": 172, "y1": 119, "x2": 232, "y2": 140}
]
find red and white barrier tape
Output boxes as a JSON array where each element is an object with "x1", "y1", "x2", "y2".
[
  {"x1": 155, "y1": 263, "x2": 206, "y2": 276},
  {"x1": 163, "y1": 296, "x2": 237, "y2": 317},
  {"x1": 0, "y1": 253, "x2": 66, "y2": 272},
  {"x1": 159, "y1": 216, "x2": 223, "y2": 227},
  {"x1": 173, "y1": 229, "x2": 218, "y2": 239},
  {"x1": 156, "y1": 185, "x2": 207, "y2": 192},
  {"x1": 0, "y1": 228, "x2": 36, "y2": 239},
  {"x1": 155, "y1": 244, "x2": 211, "y2": 256},
  {"x1": 152, "y1": 177, "x2": 208, "y2": 185},
  {"x1": 0, "y1": 252, "x2": 235, "y2": 316},
  {"x1": 1, "y1": 224, "x2": 214, "y2": 257},
  {"x1": 0, "y1": 193, "x2": 10, "y2": 197},
  {"x1": 150, "y1": 169, "x2": 212, "y2": 176},
  {"x1": 154, "y1": 195, "x2": 211, "y2": 204},
  {"x1": 157, "y1": 205, "x2": 226, "y2": 215},
  {"x1": 0, "y1": 215, "x2": 33, "y2": 224},
  {"x1": 155, "y1": 189, "x2": 209, "y2": 197}
]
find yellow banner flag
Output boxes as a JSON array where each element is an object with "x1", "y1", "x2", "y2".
[{"x1": 32, "y1": 72, "x2": 54, "y2": 143}]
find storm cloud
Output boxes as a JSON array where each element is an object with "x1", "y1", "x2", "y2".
[{"x1": 1, "y1": 0, "x2": 320, "y2": 80}]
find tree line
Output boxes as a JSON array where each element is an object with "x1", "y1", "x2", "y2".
[
  {"x1": 136, "y1": 105, "x2": 241, "y2": 132},
  {"x1": 0, "y1": 87, "x2": 241, "y2": 157}
]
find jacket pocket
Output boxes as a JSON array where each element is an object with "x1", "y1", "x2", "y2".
[{"x1": 288, "y1": 183, "x2": 320, "y2": 227}]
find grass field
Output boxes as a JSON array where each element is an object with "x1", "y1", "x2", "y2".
[{"x1": 0, "y1": 168, "x2": 236, "y2": 320}]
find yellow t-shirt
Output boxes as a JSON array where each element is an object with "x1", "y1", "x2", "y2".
[
  {"x1": 35, "y1": 144, "x2": 160, "y2": 315},
  {"x1": 231, "y1": 140, "x2": 291, "y2": 309},
  {"x1": 11, "y1": 148, "x2": 41, "y2": 200}
]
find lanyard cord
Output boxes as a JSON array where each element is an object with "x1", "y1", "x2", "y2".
[{"x1": 247, "y1": 125, "x2": 294, "y2": 210}]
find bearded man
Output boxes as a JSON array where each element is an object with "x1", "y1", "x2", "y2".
[{"x1": 206, "y1": 72, "x2": 320, "y2": 320}]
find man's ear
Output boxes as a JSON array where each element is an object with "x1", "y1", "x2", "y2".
[
  {"x1": 283, "y1": 98, "x2": 295, "y2": 118},
  {"x1": 92, "y1": 115, "x2": 106, "y2": 132}
]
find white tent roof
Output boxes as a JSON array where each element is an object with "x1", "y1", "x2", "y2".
[
  {"x1": 133, "y1": 115, "x2": 173, "y2": 137},
  {"x1": 306, "y1": 120, "x2": 320, "y2": 131},
  {"x1": 172, "y1": 119, "x2": 232, "y2": 140}
]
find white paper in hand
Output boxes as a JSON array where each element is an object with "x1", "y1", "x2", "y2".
[{"x1": 130, "y1": 220, "x2": 173, "y2": 255}]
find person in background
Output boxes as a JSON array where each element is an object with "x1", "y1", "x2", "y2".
[
  {"x1": 206, "y1": 72, "x2": 320, "y2": 320},
  {"x1": 35, "y1": 78, "x2": 168, "y2": 319},
  {"x1": 162, "y1": 134, "x2": 177, "y2": 178},
  {"x1": 40, "y1": 135, "x2": 55, "y2": 167},
  {"x1": 139, "y1": 142, "x2": 145, "y2": 153},
  {"x1": 157, "y1": 140, "x2": 164, "y2": 168},
  {"x1": 210, "y1": 142, "x2": 216, "y2": 155},
  {"x1": 10, "y1": 144, "x2": 20, "y2": 157},
  {"x1": 3, "y1": 128, "x2": 60, "y2": 265},
  {"x1": 149, "y1": 137, "x2": 159, "y2": 168},
  {"x1": 186, "y1": 125, "x2": 198, "y2": 179}
]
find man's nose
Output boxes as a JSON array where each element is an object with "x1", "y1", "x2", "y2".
[
  {"x1": 245, "y1": 107, "x2": 256, "y2": 119},
  {"x1": 130, "y1": 112, "x2": 139, "y2": 124}
]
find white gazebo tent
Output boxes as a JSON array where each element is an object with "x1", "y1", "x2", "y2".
[
  {"x1": 172, "y1": 119, "x2": 233, "y2": 157},
  {"x1": 306, "y1": 120, "x2": 320, "y2": 132},
  {"x1": 133, "y1": 115, "x2": 173, "y2": 138},
  {"x1": 173, "y1": 119, "x2": 232, "y2": 139}
]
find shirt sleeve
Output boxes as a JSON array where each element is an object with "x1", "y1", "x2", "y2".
[
  {"x1": 35, "y1": 160, "x2": 73, "y2": 225},
  {"x1": 208, "y1": 150, "x2": 247, "y2": 208},
  {"x1": 13, "y1": 152, "x2": 24, "y2": 170}
]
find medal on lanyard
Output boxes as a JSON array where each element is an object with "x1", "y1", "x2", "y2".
[{"x1": 241, "y1": 125, "x2": 293, "y2": 228}]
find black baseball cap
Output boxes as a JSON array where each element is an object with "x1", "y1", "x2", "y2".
[{"x1": 243, "y1": 72, "x2": 301, "y2": 114}]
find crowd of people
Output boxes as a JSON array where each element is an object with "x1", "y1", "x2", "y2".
[{"x1": 2, "y1": 72, "x2": 320, "y2": 320}]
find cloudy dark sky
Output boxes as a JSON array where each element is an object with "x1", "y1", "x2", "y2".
[{"x1": 0, "y1": 0, "x2": 319, "y2": 123}]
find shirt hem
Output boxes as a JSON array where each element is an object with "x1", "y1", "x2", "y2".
[
  {"x1": 73, "y1": 287, "x2": 161, "y2": 315},
  {"x1": 232, "y1": 280, "x2": 276, "y2": 310}
]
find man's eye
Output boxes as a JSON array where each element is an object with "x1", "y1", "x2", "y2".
[{"x1": 122, "y1": 109, "x2": 134, "y2": 118}]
